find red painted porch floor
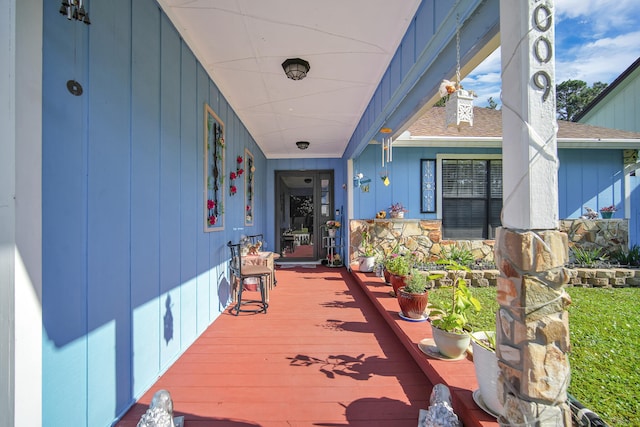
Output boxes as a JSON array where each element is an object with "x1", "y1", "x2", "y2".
[{"x1": 116, "y1": 266, "x2": 498, "y2": 427}]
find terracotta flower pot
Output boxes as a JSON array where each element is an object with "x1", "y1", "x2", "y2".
[
  {"x1": 390, "y1": 274, "x2": 407, "y2": 295},
  {"x1": 383, "y1": 268, "x2": 391, "y2": 284},
  {"x1": 397, "y1": 287, "x2": 429, "y2": 319}
]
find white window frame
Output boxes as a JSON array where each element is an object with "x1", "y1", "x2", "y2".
[{"x1": 436, "y1": 153, "x2": 502, "y2": 220}]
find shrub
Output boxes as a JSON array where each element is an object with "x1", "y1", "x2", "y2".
[
  {"x1": 441, "y1": 245, "x2": 475, "y2": 266},
  {"x1": 571, "y1": 247, "x2": 608, "y2": 267},
  {"x1": 610, "y1": 244, "x2": 640, "y2": 266}
]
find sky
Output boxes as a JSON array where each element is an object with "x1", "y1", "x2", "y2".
[{"x1": 463, "y1": 0, "x2": 640, "y2": 107}]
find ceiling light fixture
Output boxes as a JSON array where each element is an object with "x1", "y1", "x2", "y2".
[
  {"x1": 282, "y1": 58, "x2": 310, "y2": 81},
  {"x1": 296, "y1": 141, "x2": 310, "y2": 150}
]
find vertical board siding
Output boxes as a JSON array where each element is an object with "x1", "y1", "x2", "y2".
[
  {"x1": 196, "y1": 68, "x2": 212, "y2": 320},
  {"x1": 86, "y1": 0, "x2": 134, "y2": 423},
  {"x1": 159, "y1": 14, "x2": 183, "y2": 371},
  {"x1": 130, "y1": 0, "x2": 162, "y2": 398},
  {"x1": 179, "y1": 42, "x2": 199, "y2": 349},
  {"x1": 354, "y1": 145, "x2": 624, "y2": 223},
  {"x1": 579, "y1": 67, "x2": 640, "y2": 133},
  {"x1": 42, "y1": 0, "x2": 90, "y2": 423},
  {"x1": 41, "y1": 0, "x2": 266, "y2": 424}
]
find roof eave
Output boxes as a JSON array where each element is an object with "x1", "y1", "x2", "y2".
[{"x1": 389, "y1": 136, "x2": 640, "y2": 149}]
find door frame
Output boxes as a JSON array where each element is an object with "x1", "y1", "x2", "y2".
[{"x1": 275, "y1": 170, "x2": 334, "y2": 260}]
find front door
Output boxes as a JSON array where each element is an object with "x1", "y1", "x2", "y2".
[{"x1": 275, "y1": 170, "x2": 334, "y2": 261}]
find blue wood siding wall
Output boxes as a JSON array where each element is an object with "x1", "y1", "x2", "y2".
[
  {"x1": 353, "y1": 145, "x2": 625, "y2": 228},
  {"x1": 578, "y1": 66, "x2": 640, "y2": 133},
  {"x1": 558, "y1": 150, "x2": 623, "y2": 219},
  {"x1": 352, "y1": 145, "x2": 500, "y2": 219},
  {"x1": 42, "y1": 1, "x2": 266, "y2": 425}
]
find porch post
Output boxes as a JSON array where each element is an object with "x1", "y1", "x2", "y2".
[{"x1": 496, "y1": 1, "x2": 571, "y2": 426}]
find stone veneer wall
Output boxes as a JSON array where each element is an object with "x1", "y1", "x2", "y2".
[
  {"x1": 559, "y1": 218, "x2": 628, "y2": 256},
  {"x1": 349, "y1": 219, "x2": 494, "y2": 264},
  {"x1": 349, "y1": 218, "x2": 628, "y2": 265}
]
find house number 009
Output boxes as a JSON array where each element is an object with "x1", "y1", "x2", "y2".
[{"x1": 532, "y1": 2, "x2": 552, "y2": 102}]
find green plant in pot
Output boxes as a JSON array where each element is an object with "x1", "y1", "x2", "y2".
[
  {"x1": 384, "y1": 254, "x2": 412, "y2": 296},
  {"x1": 397, "y1": 269, "x2": 440, "y2": 320},
  {"x1": 381, "y1": 245, "x2": 400, "y2": 284},
  {"x1": 358, "y1": 230, "x2": 376, "y2": 272},
  {"x1": 469, "y1": 330, "x2": 503, "y2": 417},
  {"x1": 428, "y1": 260, "x2": 481, "y2": 358}
]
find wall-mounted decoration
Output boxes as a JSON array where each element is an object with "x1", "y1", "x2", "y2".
[
  {"x1": 244, "y1": 149, "x2": 254, "y2": 226},
  {"x1": 421, "y1": 159, "x2": 436, "y2": 213},
  {"x1": 204, "y1": 104, "x2": 225, "y2": 232},
  {"x1": 229, "y1": 155, "x2": 244, "y2": 196}
]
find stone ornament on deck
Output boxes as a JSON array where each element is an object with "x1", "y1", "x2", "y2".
[
  {"x1": 137, "y1": 389, "x2": 184, "y2": 427},
  {"x1": 417, "y1": 384, "x2": 461, "y2": 427}
]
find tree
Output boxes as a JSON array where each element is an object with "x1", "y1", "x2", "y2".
[
  {"x1": 486, "y1": 97, "x2": 498, "y2": 110},
  {"x1": 556, "y1": 79, "x2": 608, "y2": 122}
]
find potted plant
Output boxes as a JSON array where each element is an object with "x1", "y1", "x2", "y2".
[
  {"x1": 326, "y1": 220, "x2": 341, "y2": 237},
  {"x1": 469, "y1": 331, "x2": 503, "y2": 417},
  {"x1": 388, "y1": 202, "x2": 408, "y2": 219},
  {"x1": 428, "y1": 260, "x2": 481, "y2": 358},
  {"x1": 599, "y1": 204, "x2": 617, "y2": 219},
  {"x1": 358, "y1": 230, "x2": 376, "y2": 272},
  {"x1": 397, "y1": 269, "x2": 437, "y2": 319},
  {"x1": 385, "y1": 254, "x2": 412, "y2": 295}
]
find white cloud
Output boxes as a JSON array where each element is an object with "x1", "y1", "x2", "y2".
[
  {"x1": 463, "y1": 1, "x2": 640, "y2": 107},
  {"x1": 556, "y1": 0, "x2": 640, "y2": 34},
  {"x1": 557, "y1": 31, "x2": 640, "y2": 83}
]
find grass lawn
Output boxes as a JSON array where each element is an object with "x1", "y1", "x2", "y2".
[{"x1": 428, "y1": 286, "x2": 640, "y2": 425}]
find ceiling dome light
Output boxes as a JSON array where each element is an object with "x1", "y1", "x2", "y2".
[
  {"x1": 282, "y1": 58, "x2": 310, "y2": 81},
  {"x1": 296, "y1": 141, "x2": 310, "y2": 150}
]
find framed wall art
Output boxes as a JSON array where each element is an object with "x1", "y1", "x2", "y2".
[
  {"x1": 244, "y1": 148, "x2": 254, "y2": 226},
  {"x1": 420, "y1": 159, "x2": 436, "y2": 213},
  {"x1": 204, "y1": 103, "x2": 225, "y2": 232}
]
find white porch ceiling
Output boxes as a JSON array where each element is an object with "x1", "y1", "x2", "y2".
[{"x1": 156, "y1": 0, "x2": 422, "y2": 159}]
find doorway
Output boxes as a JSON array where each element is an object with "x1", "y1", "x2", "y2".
[{"x1": 275, "y1": 170, "x2": 334, "y2": 261}]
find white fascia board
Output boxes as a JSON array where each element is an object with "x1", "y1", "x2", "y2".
[{"x1": 383, "y1": 136, "x2": 640, "y2": 150}]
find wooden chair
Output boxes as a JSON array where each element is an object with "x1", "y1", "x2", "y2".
[
  {"x1": 227, "y1": 241, "x2": 270, "y2": 315},
  {"x1": 246, "y1": 234, "x2": 264, "y2": 245}
]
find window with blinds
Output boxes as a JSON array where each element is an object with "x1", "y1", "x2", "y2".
[{"x1": 442, "y1": 159, "x2": 502, "y2": 239}]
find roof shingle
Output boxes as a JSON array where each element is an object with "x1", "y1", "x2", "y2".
[{"x1": 407, "y1": 107, "x2": 640, "y2": 140}]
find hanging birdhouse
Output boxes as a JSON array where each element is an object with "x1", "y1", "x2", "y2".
[{"x1": 445, "y1": 88, "x2": 474, "y2": 128}]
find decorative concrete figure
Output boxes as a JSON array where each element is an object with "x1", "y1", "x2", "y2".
[
  {"x1": 137, "y1": 389, "x2": 176, "y2": 427},
  {"x1": 417, "y1": 384, "x2": 462, "y2": 427},
  {"x1": 581, "y1": 207, "x2": 599, "y2": 220}
]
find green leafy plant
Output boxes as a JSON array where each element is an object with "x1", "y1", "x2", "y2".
[
  {"x1": 428, "y1": 260, "x2": 481, "y2": 333},
  {"x1": 571, "y1": 247, "x2": 608, "y2": 266},
  {"x1": 402, "y1": 269, "x2": 440, "y2": 294},
  {"x1": 384, "y1": 254, "x2": 411, "y2": 277},
  {"x1": 610, "y1": 244, "x2": 640, "y2": 266},
  {"x1": 360, "y1": 230, "x2": 376, "y2": 257},
  {"x1": 470, "y1": 330, "x2": 496, "y2": 352},
  {"x1": 441, "y1": 245, "x2": 475, "y2": 266}
]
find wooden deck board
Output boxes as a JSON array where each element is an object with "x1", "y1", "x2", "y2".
[{"x1": 115, "y1": 266, "x2": 434, "y2": 426}]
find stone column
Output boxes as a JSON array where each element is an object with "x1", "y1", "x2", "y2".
[
  {"x1": 494, "y1": 229, "x2": 571, "y2": 426},
  {"x1": 498, "y1": 1, "x2": 571, "y2": 425}
]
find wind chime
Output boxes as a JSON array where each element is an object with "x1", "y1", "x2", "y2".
[
  {"x1": 59, "y1": 0, "x2": 91, "y2": 25},
  {"x1": 380, "y1": 127, "x2": 392, "y2": 186},
  {"x1": 439, "y1": 14, "x2": 474, "y2": 128}
]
